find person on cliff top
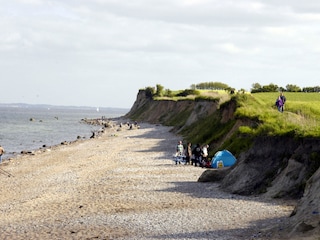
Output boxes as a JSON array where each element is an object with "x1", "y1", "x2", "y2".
[
  {"x1": 275, "y1": 92, "x2": 286, "y2": 112},
  {"x1": 0, "y1": 145, "x2": 5, "y2": 164}
]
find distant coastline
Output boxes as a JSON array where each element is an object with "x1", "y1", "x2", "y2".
[{"x1": 0, "y1": 103, "x2": 129, "y2": 113}]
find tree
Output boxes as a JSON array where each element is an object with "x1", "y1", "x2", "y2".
[
  {"x1": 155, "y1": 84, "x2": 164, "y2": 97},
  {"x1": 164, "y1": 89, "x2": 174, "y2": 97},
  {"x1": 192, "y1": 81, "x2": 230, "y2": 90},
  {"x1": 262, "y1": 83, "x2": 278, "y2": 92},
  {"x1": 251, "y1": 83, "x2": 262, "y2": 93},
  {"x1": 286, "y1": 84, "x2": 301, "y2": 92},
  {"x1": 303, "y1": 86, "x2": 320, "y2": 92},
  {"x1": 252, "y1": 83, "x2": 262, "y2": 90},
  {"x1": 145, "y1": 86, "x2": 155, "y2": 99},
  {"x1": 251, "y1": 83, "x2": 279, "y2": 93}
]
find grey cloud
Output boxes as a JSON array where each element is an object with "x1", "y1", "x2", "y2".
[{"x1": 1, "y1": 0, "x2": 320, "y2": 107}]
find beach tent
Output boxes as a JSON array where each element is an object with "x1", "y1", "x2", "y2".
[{"x1": 211, "y1": 150, "x2": 236, "y2": 168}]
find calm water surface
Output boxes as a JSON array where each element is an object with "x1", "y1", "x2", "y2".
[{"x1": 0, "y1": 106, "x2": 128, "y2": 159}]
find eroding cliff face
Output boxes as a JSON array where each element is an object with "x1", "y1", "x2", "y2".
[
  {"x1": 288, "y1": 167, "x2": 320, "y2": 238},
  {"x1": 126, "y1": 90, "x2": 219, "y2": 130},
  {"x1": 221, "y1": 136, "x2": 300, "y2": 195},
  {"x1": 127, "y1": 89, "x2": 320, "y2": 238},
  {"x1": 217, "y1": 136, "x2": 320, "y2": 237},
  {"x1": 220, "y1": 137, "x2": 320, "y2": 197},
  {"x1": 127, "y1": 89, "x2": 150, "y2": 113}
]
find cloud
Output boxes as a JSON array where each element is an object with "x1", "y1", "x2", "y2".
[{"x1": 1, "y1": 0, "x2": 320, "y2": 108}]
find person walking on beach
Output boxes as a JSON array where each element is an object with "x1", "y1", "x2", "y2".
[{"x1": 0, "y1": 145, "x2": 5, "y2": 164}]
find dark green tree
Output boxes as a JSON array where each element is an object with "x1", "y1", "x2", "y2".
[
  {"x1": 164, "y1": 89, "x2": 174, "y2": 97},
  {"x1": 155, "y1": 84, "x2": 164, "y2": 97},
  {"x1": 303, "y1": 86, "x2": 320, "y2": 92},
  {"x1": 251, "y1": 83, "x2": 262, "y2": 93},
  {"x1": 286, "y1": 84, "x2": 301, "y2": 92},
  {"x1": 262, "y1": 83, "x2": 278, "y2": 92},
  {"x1": 193, "y1": 81, "x2": 230, "y2": 90},
  {"x1": 251, "y1": 83, "x2": 279, "y2": 93},
  {"x1": 145, "y1": 86, "x2": 155, "y2": 99}
]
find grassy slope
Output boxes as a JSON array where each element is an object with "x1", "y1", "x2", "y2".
[
  {"x1": 176, "y1": 92, "x2": 320, "y2": 159},
  {"x1": 236, "y1": 92, "x2": 320, "y2": 137}
]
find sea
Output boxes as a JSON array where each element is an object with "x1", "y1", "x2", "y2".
[{"x1": 0, "y1": 105, "x2": 128, "y2": 159}]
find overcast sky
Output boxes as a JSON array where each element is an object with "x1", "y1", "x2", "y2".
[{"x1": 1, "y1": 0, "x2": 320, "y2": 108}]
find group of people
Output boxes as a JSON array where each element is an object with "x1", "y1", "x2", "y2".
[
  {"x1": 275, "y1": 92, "x2": 286, "y2": 112},
  {"x1": 175, "y1": 141, "x2": 210, "y2": 167}
]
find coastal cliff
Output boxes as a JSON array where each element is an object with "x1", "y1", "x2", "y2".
[
  {"x1": 126, "y1": 89, "x2": 320, "y2": 238},
  {"x1": 126, "y1": 89, "x2": 220, "y2": 131}
]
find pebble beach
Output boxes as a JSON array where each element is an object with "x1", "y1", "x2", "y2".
[{"x1": 0, "y1": 121, "x2": 295, "y2": 240}]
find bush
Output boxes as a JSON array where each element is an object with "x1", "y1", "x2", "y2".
[{"x1": 176, "y1": 89, "x2": 200, "y2": 97}]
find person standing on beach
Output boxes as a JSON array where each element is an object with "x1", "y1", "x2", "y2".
[
  {"x1": 192, "y1": 144, "x2": 203, "y2": 167},
  {"x1": 175, "y1": 141, "x2": 184, "y2": 164},
  {"x1": 185, "y1": 142, "x2": 192, "y2": 165},
  {"x1": 0, "y1": 145, "x2": 4, "y2": 164},
  {"x1": 201, "y1": 144, "x2": 209, "y2": 167},
  {"x1": 176, "y1": 141, "x2": 184, "y2": 156}
]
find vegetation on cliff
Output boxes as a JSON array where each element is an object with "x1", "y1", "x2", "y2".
[
  {"x1": 126, "y1": 84, "x2": 320, "y2": 238},
  {"x1": 127, "y1": 86, "x2": 320, "y2": 156},
  {"x1": 236, "y1": 92, "x2": 320, "y2": 137}
]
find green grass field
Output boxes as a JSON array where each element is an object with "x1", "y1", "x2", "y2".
[{"x1": 236, "y1": 92, "x2": 320, "y2": 137}]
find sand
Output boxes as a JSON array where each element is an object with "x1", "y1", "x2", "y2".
[{"x1": 0, "y1": 121, "x2": 295, "y2": 240}]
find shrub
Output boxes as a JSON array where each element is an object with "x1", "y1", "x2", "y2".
[{"x1": 176, "y1": 89, "x2": 200, "y2": 97}]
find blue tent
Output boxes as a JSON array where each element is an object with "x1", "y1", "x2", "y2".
[{"x1": 211, "y1": 150, "x2": 236, "y2": 168}]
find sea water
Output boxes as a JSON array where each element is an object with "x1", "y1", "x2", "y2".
[{"x1": 0, "y1": 106, "x2": 128, "y2": 159}]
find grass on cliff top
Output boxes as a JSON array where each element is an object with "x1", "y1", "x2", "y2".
[
  {"x1": 236, "y1": 92, "x2": 320, "y2": 137},
  {"x1": 154, "y1": 90, "x2": 230, "y2": 103}
]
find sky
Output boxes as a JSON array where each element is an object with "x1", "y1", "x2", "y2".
[{"x1": 1, "y1": 0, "x2": 320, "y2": 109}]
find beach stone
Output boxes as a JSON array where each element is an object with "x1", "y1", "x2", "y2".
[
  {"x1": 198, "y1": 168, "x2": 231, "y2": 182},
  {"x1": 21, "y1": 150, "x2": 33, "y2": 154}
]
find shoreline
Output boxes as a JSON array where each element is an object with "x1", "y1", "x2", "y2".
[
  {"x1": 0, "y1": 117, "x2": 127, "y2": 163},
  {"x1": 0, "y1": 120, "x2": 295, "y2": 239},
  {"x1": 0, "y1": 106, "x2": 126, "y2": 161}
]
